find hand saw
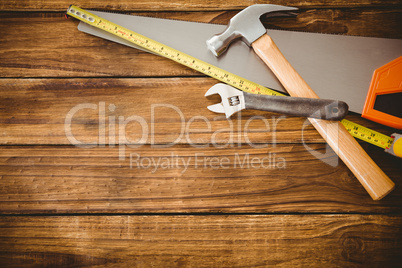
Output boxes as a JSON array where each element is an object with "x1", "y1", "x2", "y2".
[
  {"x1": 70, "y1": 7, "x2": 399, "y2": 149},
  {"x1": 77, "y1": 10, "x2": 402, "y2": 118},
  {"x1": 66, "y1": 6, "x2": 397, "y2": 200}
]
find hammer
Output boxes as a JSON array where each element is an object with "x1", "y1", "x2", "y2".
[{"x1": 206, "y1": 4, "x2": 395, "y2": 200}]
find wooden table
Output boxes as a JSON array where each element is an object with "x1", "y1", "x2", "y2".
[{"x1": 1, "y1": 1, "x2": 401, "y2": 266}]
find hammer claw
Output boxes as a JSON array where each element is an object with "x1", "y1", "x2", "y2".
[{"x1": 206, "y1": 4, "x2": 298, "y2": 56}]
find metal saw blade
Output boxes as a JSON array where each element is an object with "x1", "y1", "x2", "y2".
[{"x1": 77, "y1": 10, "x2": 402, "y2": 114}]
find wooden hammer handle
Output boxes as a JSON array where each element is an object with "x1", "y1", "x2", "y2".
[{"x1": 252, "y1": 34, "x2": 395, "y2": 200}]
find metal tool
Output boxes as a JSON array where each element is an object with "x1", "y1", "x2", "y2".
[
  {"x1": 69, "y1": 6, "x2": 397, "y2": 152},
  {"x1": 66, "y1": 6, "x2": 396, "y2": 200},
  {"x1": 66, "y1": 5, "x2": 396, "y2": 151},
  {"x1": 205, "y1": 83, "x2": 348, "y2": 120},
  {"x1": 206, "y1": 4, "x2": 394, "y2": 200},
  {"x1": 76, "y1": 9, "x2": 402, "y2": 115}
]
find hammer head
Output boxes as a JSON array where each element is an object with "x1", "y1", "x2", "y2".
[{"x1": 206, "y1": 4, "x2": 298, "y2": 56}]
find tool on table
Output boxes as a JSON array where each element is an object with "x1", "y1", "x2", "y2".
[
  {"x1": 69, "y1": 7, "x2": 399, "y2": 150},
  {"x1": 66, "y1": 5, "x2": 396, "y2": 199},
  {"x1": 66, "y1": 6, "x2": 281, "y2": 94},
  {"x1": 67, "y1": 6, "x2": 398, "y2": 149},
  {"x1": 362, "y1": 57, "x2": 402, "y2": 129},
  {"x1": 206, "y1": 4, "x2": 395, "y2": 200},
  {"x1": 206, "y1": 83, "x2": 401, "y2": 157},
  {"x1": 75, "y1": 9, "x2": 402, "y2": 116},
  {"x1": 205, "y1": 83, "x2": 348, "y2": 120}
]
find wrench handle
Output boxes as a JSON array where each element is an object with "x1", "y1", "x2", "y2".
[
  {"x1": 252, "y1": 34, "x2": 395, "y2": 200},
  {"x1": 243, "y1": 92, "x2": 348, "y2": 120}
]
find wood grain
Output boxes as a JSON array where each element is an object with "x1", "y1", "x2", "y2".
[
  {"x1": 0, "y1": 78, "x2": 396, "y2": 145},
  {"x1": 0, "y1": 9, "x2": 400, "y2": 78},
  {"x1": 1, "y1": 0, "x2": 401, "y2": 11},
  {"x1": 0, "y1": 215, "x2": 400, "y2": 266},
  {"x1": 1, "y1": 1, "x2": 401, "y2": 266},
  {"x1": 0, "y1": 13, "x2": 193, "y2": 78},
  {"x1": 0, "y1": 145, "x2": 400, "y2": 214}
]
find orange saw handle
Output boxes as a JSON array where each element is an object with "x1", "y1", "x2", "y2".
[{"x1": 362, "y1": 56, "x2": 402, "y2": 129}]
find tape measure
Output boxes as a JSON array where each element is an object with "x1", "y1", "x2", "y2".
[
  {"x1": 66, "y1": 5, "x2": 281, "y2": 96},
  {"x1": 341, "y1": 119, "x2": 393, "y2": 149},
  {"x1": 66, "y1": 5, "x2": 397, "y2": 153}
]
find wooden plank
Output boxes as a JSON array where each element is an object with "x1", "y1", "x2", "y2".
[
  {"x1": 1, "y1": 0, "x2": 401, "y2": 11},
  {"x1": 0, "y1": 9, "x2": 401, "y2": 78},
  {"x1": 0, "y1": 78, "x2": 395, "y2": 145},
  {"x1": 0, "y1": 13, "x2": 194, "y2": 78},
  {"x1": 0, "y1": 3, "x2": 400, "y2": 267},
  {"x1": 0, "y1": 215, "x2": 400, "y2": 266},
  {"x1": 0, "y1": 145, "x2": 400, "y2": 214}
]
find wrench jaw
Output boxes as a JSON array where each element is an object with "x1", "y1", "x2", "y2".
[
  {"x1": 206, "y1": 103, "x2": 225, "y2": 114},
  {"x1": 206, "y1": 97, "x2": 244, "y2": 118},
  {"x1": 205, "y1": 83, "x2": 246, "y2": 118}
]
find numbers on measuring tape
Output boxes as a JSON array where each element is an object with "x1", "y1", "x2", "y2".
[
  {"x1": 67, "y1": 5, "x2": 394, "y2": 150},
  {"x1": 67, "y1": 5, "x2": 278, "y2": 95},
  {"x1": 341, "y1": 119, "x2": 394, "y2": 149}
]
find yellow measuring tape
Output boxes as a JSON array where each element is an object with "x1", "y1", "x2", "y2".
[{"x1": 66, "y1": 5, "x2": 395, "y2": 150}]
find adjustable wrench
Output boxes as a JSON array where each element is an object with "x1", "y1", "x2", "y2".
[{"x1": 205, "y1": 83, "x2": 348, "y2": 120}]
